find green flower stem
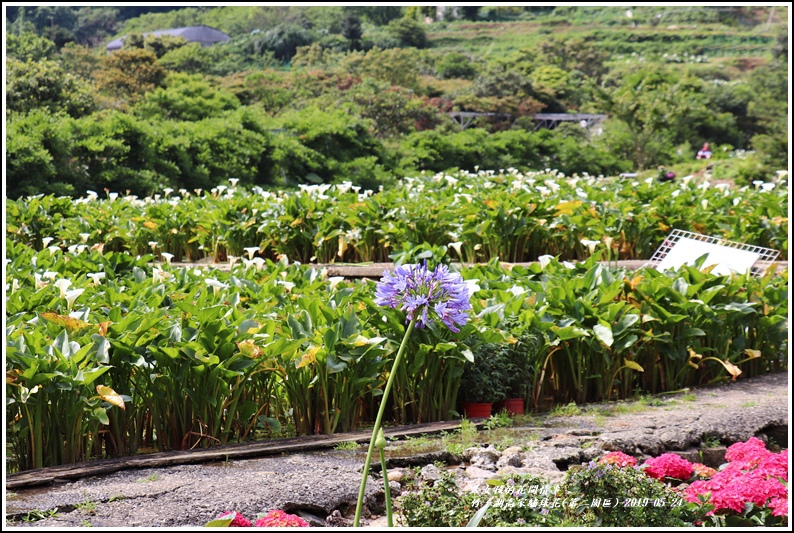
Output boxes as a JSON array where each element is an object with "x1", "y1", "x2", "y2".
[
  {"x1": 354, "y1": 316, "x2": 417, "y2": 527},
  {"x1": 379, "y1": 447, "x2": 393, "y2": 527}
]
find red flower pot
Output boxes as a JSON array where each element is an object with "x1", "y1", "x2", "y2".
[
  {"x1": 462, "y1": 402, "x2": 493, "y2": 419},
  {"x1": 503, "y1": 398, "x2": 525, "y2": 416}
]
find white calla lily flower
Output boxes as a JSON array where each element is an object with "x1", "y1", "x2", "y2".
[
  {"x1": 538, "y1": 255, "x2": 554, "y2": 269},
  {"x1": 205, "y1": 278, "x2": 228, "y2": 295},
  {"x1": 65, "y1": 289, "x2": 85, "y2": 309},
  {"x1": 161, "y1": 253, "x2": 174, "y2": 265},
  {"x1": 580, "y1": 239, "x2": 600, "y2": 254},
  {"x1": 87, "y1": 272, "x2": 106, "y2": 286},
  {"x1": 244, "y1": 247, "x2": 259, "y2": 260},
  {"x1": 54, "y1": 278, "x2": 72, "y2": 298}
]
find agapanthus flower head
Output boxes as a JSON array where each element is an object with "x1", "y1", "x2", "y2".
[
  {"x1": 254, "y1": 510, "x2": 310, "y2": 527},
  {"x1": 374, "y1": 262, "x2": 471, "y2": 332},
  {"x1": 599, "y1": 451, "x2": 637, "y2": 468},
  {"x1": 642, "y1": 453, "x2": 694, "y2": 480},
  {"x1": 217, "y1": 510, "x2": 252, "y2": 527}
]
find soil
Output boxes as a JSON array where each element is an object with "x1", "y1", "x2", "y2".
[{"x1": 5, "y1": 371, "x2": 789, "y2": 529}]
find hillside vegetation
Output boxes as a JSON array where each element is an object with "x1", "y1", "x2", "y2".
[{"x1": 5, "y1": 6, "x2": 789, "y2": 199}]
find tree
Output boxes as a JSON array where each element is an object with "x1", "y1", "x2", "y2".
[
  {"x1": 6, "y1": 58, "x2": 95, "y2": 117},
  {"x1": 254, "y1": 24, "x2": 315, "y2": 61},
  {"x1": 59, "y1": 42, "x2": 103, "y2": 80},
  {"x1": 73, "y1": 7, "x2": 119, "y2": 46},
  {"x1": 135, "y1": 73, "x2": 241, "y2": 121},
  {"x1": 386, "y1": 17, "x2": 428, "y2": 49},
  {"x1": 339, "y1": 10, "x2": 362, "y2": 50},
  {"x1": 356, "y1": 6, "x2": 404, "y2": 26},
  {"x1": 5, "y1": 32, "x2": 56, "y2": 61},
  {"x1": 95, "y1": 49, "x2": 166, "y2": 107}
]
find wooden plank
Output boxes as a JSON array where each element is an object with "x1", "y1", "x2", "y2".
[
  {"x1": 167, "y1": 260, "x2": 788, "y2": 279},
  {"x1": 5, "y1": 420, "x2": 473, "y2": 490}
]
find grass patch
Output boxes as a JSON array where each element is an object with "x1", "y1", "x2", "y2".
[
  {"x1": 334, "y1": 441, "x2": 360, "y2": 451},
  {"x1": 550, "y1": 402, "x2": 582, "y2": 417},
  {"x1": 681, "y1": 394, "x2": 698, "y2": 402},
  {"x1": 137, "y1": 473, "x2": 159, "y2": 483},
  {"x1": 20, "y1": 509, "x2": 59, "y2": 522},
  {"x1": 741, "y1": 401, "x2": 758, "y2": 408},
  {"x1": 76, "y1": 499, "x2": 96, "y2": 515}
]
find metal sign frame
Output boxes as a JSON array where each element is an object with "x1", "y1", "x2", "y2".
[{"x1": 645, "y1": 229, "x2": 780, "y2": 277}]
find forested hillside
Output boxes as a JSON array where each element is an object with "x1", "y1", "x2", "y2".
[{"x1": 5, "y1": 5, "x2": 789, "y2": 199}]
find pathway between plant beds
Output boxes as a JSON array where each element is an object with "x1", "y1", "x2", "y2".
[{"x1": 5, "y1": 372, "x2": 788, "y2": 528}]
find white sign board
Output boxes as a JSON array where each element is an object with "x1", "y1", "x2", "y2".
[{"x1": 655, "y1": 237, "x2": 761, "y2": 276}]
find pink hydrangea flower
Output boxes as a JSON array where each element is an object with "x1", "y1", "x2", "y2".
[
  {"x1": 255, "y1": 510, "x2": 310, "y2": 527},
  {"x1": 599, "y1": 451, "x2": 637, "y2": 467},
  {"x1": 642, "y1": 453, "x2": 694, "y2": 480},
  {"x1": 692, "y1": 462, "x2": 717, "y2": 479},
  {"x1": 684, "y1": 438, "x2": 788, "y2": 516},
  {"x1": 217, "y1": 511, "x2": 252, "y2": 527}
]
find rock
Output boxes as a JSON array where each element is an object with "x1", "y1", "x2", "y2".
[
  {"x1": 295, "y1": 511, "x2": 326, "y2": 527},
  {"x1": 325, "y1": 510, "x2": 352, "y2": 527},
  {"x1": 420, "y1": 464, "x2": 439, "y2": 482},
  {"x1": 699, "y1": 447, "x2": 726, "y2": 469},
  {"x1": 465, "y1": 466, "x2": 498, "y2": 480},
  {"x1": 520, "y1": 452, "x2": 559, "y2": 472},
  {"x1": 598, "y1": 430, "x2": 664, "y2": 456},
  {"x1": 668, "y1": 450, "x2": 700, "y2": 464},
  {"x1": 496, "y1": 466, "x2": 564, "y2": 485},
  {"x1": 389, "y1": 481, "x2": 401, "y2": 493},
  {"x1": 460, "y1": 478, "x2": 490, "y2": 494},
  {"x1": 581, "y1": 447, "x2": 604, "y2": 462},
  {"x1": 469, "y1": 445, "x2": 500, "y2": 471},
  {"x1": 658, "y1": 428, "x2": 698, "y2": 450},
  {"x1": 386, "y1": 469, "x2": 407, "y2": 483},
  {"x1": 496, "y1": 450, "x2": 524, "y2": 469}
]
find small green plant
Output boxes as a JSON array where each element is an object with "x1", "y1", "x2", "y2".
[
  {"x1": 334, "y1": 441, "x2": 360, "y2": 451},
  {"x1": 741, "y1": 401, "x2": 758, "y2": 408},
  {"x1": 76, "y1": 498, "x2": 97, "y2": 514},
  {"x1": 550, "y1": 402, "x2": 582, "y2": 417},
  {"x1": 137, "y1": 473, "x2": 159, "y2": 483},
  {"x1": 594, "y1": 414, "x2": 607, "y2": 427},
  {"x1": 702, "y1": 435, "x2": 722, "y2": 448},
  {"x1": 21, "y1": 509, "x2": 59, "y2": 522},
  {"x1": 681, "y1": 394, "x2": 697, "y2": 402},
  {"x1": 81, "y1": 520, "x2": 94, "y2": 527},
  {"x1": 483, "y1": 410, "x2": 512, "y2": 431}
]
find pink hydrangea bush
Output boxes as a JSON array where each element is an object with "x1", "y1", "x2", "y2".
[
  {"x1": 216, "y1": 511, "x2": 251, "y2": 527},
  {"x1": 642, "y1": 453, "x2": 694, "y2": 480},
  {"x1": 599, "y1": 451, "x2": 637, "y2": 467},
  {"x1": 684, "y1": 437, "x2": 788, "y2": 518},
  {"x1": 208, "y1": 510, "x2": 310, "y2": 527},
  {"x1": 255, "y1": 510, "x2": 310, "y2": 527}
]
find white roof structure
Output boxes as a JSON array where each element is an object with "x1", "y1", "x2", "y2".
[{"x1": 106, "y1": 25, "x2": 229, "y2": 51}]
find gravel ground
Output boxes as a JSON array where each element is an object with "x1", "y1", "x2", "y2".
[{"x1": 5, "y1": 371, "x2": 789, "y2": 529}]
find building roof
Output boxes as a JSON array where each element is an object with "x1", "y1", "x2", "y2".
[{"x1": 106, "y1": 25, "x2": 230, "y2": 50}]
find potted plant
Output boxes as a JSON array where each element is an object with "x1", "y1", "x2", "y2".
[
  {"x1": 498, "y1": 329, "x2": 543, "y2": 416},
  {"x1": 458, "y1": 342, "x2": 510, "y2": 419}
]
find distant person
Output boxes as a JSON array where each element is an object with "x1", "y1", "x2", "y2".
[
  {"x1": 697, "y1": 142, "x2": 712, "y2": 160},
  {"x1": 657, "y1": 166, "x2": 675, "y2": 182}
]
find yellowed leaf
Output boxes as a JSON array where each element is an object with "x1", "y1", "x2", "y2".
[
  {"x1": 297, "y1": 346, "x2": 319, "y2": 369},
  {"x1": 744, "y1": 349, "x2": 761, "y2": 359},
  {"x1": 96, "y1": 385, "x2": 125, "y2": 410},
  {"x1": 554, "y1": 200, "x2": 583, "y2": 215},
  {"x1": 41, "y1": 312, "x2": 90, "y2": 331},
  {"x1": 142, "y1": 221, "x2": 158, "y2": 230},
  {"x1": 624, "y1": 360, "x2": 644, "y2": 372},
  {"x1": 237, "y1": 339, "x2": 263, "y2": 358}
]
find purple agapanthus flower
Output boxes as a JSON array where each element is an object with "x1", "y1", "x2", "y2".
[{"x1": 374, "y1": 262, "x2": 471, "y2": 332}]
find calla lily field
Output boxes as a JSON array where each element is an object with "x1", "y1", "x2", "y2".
[{"x1": 5, "y1": 170, "x2": 788, "y2": 477}]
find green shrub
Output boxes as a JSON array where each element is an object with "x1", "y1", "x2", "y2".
[{"x1": 558, "y1": 463, "x2": 707, "y2": 527}]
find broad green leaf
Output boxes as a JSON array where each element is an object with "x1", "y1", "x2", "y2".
[
  {"x1": 593, "y1": 324, "x2": 613, "y2": 347},
  {"x1": 93, "y1": 407, "x2": 110, "y2": 425},
  {"x1": 552, "y1": 325, "x2": 590, "y2": 340}
]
